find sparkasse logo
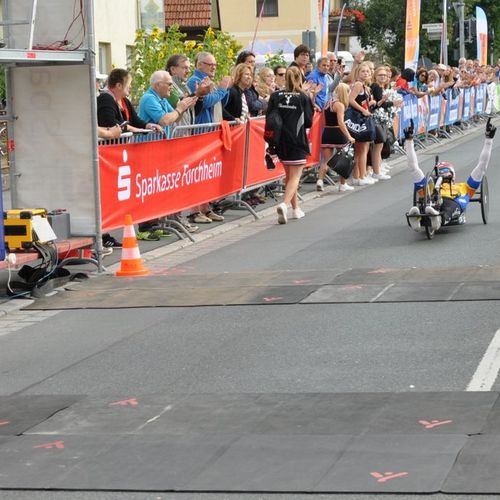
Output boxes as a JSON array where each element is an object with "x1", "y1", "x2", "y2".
[{"x1": 117, "y1": 150, "x2": 131, "y2": 201}]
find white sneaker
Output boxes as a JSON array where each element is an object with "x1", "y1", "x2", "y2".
[
  {"x1": 291, "y1": 208, "x2": 305, "y2": 219},
  {"x1": 277, "y1": 202, "x2": 288, "y2": 224},
  {"x1": 381, "y1": 161, "x2": 392, "y2": 171},
  {"x1": 358, "y1": 177, "x2": 374, "y2": 185},
  {"x1": 367, "y1": 175, "x2": 378, "y2": 183},
  {"x1": 339, "y1": 183, "x2": 354, "y2": 192},
  {"x1": 351, "y1": 178, "x2": 360, "y2": 186},
  {"x1": 373, "y1": 173, "x2": 391, "y2": 180},
  {"x1": 425, "y1": 205, "x2": 442, "y2": 230},
  {"x1": 408, "y1": 206, "x2": 422, "y2": 231},
  {"x1": 316, "y1": 179, "x2": 324, "y2": 192}
]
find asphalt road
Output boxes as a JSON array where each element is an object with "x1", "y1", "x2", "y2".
[{"x1": 0, "y1": 122, "x2": 499, "y2": 499}]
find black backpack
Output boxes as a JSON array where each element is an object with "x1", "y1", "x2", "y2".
[{"x1": 264, "y1": 106, "x2": 282, "y2": 147}]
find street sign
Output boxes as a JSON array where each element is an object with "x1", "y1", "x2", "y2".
[
  {"x1": 422, "y1": 23, "x2": 443, "y2": 32},
  {"x1": 427, "y1": 32, "x2": 443, "y2": 40}
]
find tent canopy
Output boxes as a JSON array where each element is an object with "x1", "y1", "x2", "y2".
[{"x1": 245, "y1": 38, "x2": 296, "y2": 55}]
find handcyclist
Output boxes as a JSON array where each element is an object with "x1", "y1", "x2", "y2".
[{"x1": 405, "y1": 117, "x2": 496, "y2": 232}]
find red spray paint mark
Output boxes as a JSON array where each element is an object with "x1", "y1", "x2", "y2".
[
  {"x1": 0, "y1": 420, "x2": 10, "y2": 426},
  {"x1": 110, "y1": 398, "x2": 138, "y2": 407},
  {"x1": 263, "y1": 297, "x2": 283, "y2": 302},
  {"x1": 26, "y1": 52, "x2": 37, "y2": 59},
  {"x1": 370, "y1": 471, "x2": 409, "y2": 483},
  {"x1": 367, "y1": 268, "x2": 393, "y2": 274},
  {"x1": 419, "y1": 419, "x2": 453, "y2": 429},
  {"x1": 292, "y1": 279, "x2": 312, "y2": 284},
  {"x1": 153, "y1": 267, "x2": 187, "y2": 276},
  {"x1": 33, "y1": 440, "x2": 65, "y2": 450}
]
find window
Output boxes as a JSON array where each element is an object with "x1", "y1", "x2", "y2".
[
  {"x1": 126, "y1": 45, "x2": 134, "y2": 70},
  {"x1": 256, "y1": 0, "x2": 278, "y2": 17},
  {"x1": 98, "y1": 42, "x2": 111, "y2": 75}
]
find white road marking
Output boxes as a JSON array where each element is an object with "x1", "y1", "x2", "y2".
[
  {"x1": 466, "y1": 328, "x2": 500, "y2": 391},
  {"x1": 0, "y1": 310, "x2": 61, "y2": 337},
  {"x1": 135, "y1": 405, "x2": 173, "y2": 432},
  {"x1": 370, "y1": 283, "x2": 394, "y2": 302}
]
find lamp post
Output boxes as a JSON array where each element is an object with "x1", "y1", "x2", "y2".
[
  {"x1": 453, "y1": 2, "x2": 465, "y2": 60},
  {"x1": 442, "y1": 0, "x2": 448, "y2": 64}
]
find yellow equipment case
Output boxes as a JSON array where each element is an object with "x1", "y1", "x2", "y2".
[{"x1": 3, "y1": 208, "x2": 48, "y2": 250}]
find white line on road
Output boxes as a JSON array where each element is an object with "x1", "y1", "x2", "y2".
[
  {"x1": 135, "y1": 405, "x2": 173, "y2": 432},
  {"x1": 466, "y1": 328, "x2": 500, "y2": 391}
]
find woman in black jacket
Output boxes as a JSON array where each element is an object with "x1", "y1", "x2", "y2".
[
  {"x1": 97, "y1": 68, "x2": 162, "y2": 133},
  {"x1": 223, "y1": 63, "x2": 253, "y2": 122},
  {"x1": 266, "y1": 66, "x2": 314, "y2": 224}
]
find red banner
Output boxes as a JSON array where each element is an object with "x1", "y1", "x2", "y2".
[
  {"x1": 245, "y1": 118, "x2": 286, "y2": 189},
  {"x1": 306, "y1": 112, "x2": 323, "y2": 168},
  {"x1": 244, "y1": 113, "x2": 322, "y2": 190},
  {"x1": 99, "y1": 125, "x2": 246, "y2": 231}
]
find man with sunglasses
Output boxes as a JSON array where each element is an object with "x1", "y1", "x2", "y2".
[
  {"x1": 139, "y1": 70, "x2": 197, "y2": 138},
  {"x1": 273, "y1": 65, "x2": 287, "y2": 90},
  {"x1": 187, "y1": 51, "x2": 232, "y2": 125},
  {"x1": 325, "y1": 52, "x2": 344, "y2": 94}
]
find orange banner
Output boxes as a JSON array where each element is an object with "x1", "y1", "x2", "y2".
[
  {"x1": 99, "y1": 125, "x2": 246, "y2": 231},
  {"x1": 404, "y1": 0, "x2": 421, "y2": 70}
]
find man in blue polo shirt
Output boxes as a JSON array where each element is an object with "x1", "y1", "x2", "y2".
[
  {"x1": 306, "y1": 57, "x2": 329, "y2": 110},
  {"x1": 139, "y1": 70, "x2": 197, "y2": 138},
  {"x1": 136, "y1": 71, "x2": 198, "y2": 240}
]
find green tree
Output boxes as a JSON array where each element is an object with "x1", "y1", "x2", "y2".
[
  {"x1": 356, "y1": 0, "x2": 499, "y2": 67},
  {"x1": 464, "y1": 0, "x2": 500, "y2": 60},
  {"x1": 265, "y1": 50, "x2": 287, "y2": 68},
  {"x1": 355, "y1": 0, "x2": 405, "y2": 66},
  {"x1": 0, "y1": 67, "x2": 5, "y2": 102}
]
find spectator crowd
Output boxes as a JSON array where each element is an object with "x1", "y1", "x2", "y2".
[{"x1": 96, "y1": 44, "x2": 500, "y2": 232}]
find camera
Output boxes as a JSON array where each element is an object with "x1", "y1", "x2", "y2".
[{"x1": 265, "y1": 151, "x2": 276, "y2": 170}]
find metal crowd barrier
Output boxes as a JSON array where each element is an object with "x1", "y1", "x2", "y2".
[
  {"x1": 98, "y1": 131, "x2": 165, "y2": 146},
  {"x1": 97, "y1": 91, "x2": 498, "y2": 235}
]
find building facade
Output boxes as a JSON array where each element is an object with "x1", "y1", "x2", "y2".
[
  {"x1": 94, "y1": 0, "x2": 140, "y2": 74},
  {"x1": 219, "y1": 0, "x2": 320, "y2": 49}
]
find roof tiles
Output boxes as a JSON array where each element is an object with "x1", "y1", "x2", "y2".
[{"x1": 165, "y1": 0, "x2": 212, "y2": 28}]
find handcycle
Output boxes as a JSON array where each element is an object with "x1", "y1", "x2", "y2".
[{"x1": 405, "y1": 155, "x2": 489, "y2": 240}]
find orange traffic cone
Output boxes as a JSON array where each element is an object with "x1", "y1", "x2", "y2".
[{"x1": 115, "y1": 214, "x2": 150, "y2": 277}]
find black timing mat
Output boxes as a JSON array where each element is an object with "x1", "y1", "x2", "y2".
[
  {"x1": 442, "y1": 435, "x2": 500, "y2": 493},
  {"x1": 0, "y1": 395, "x2": 83, "y2": 436},
  {"x1": 25, "y1": 265, "x2": 500, "y2": 309},
  {"x1": 2, "y1": 392, "x2": 500, "y2": 492}
]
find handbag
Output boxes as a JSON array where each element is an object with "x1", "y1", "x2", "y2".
[
  {"x1": 264, "y1": 107, "x2": 283, "y2": 147},
  {"x1": 327, "y1": 144, "x2": 354, "y2": 179},
  {"x1": 382, "y1": 127, "x2": 396, "y2": 159},
  {"x1": 374, "y1": 123, "x2": 387, "y2": 144},
  {"x1": 344, "y1": 106, "x2": 376, "y2": 142}
]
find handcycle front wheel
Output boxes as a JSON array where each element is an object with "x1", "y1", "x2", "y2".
[
  {"x1": 423, "y1": 171, "x2": 438, "y2": 240},
  {"x1": 480, "y1": 175, "x2": 489, "y2": 224},
  {"x1": 425, "y1": 220, "x2": 436, "y2": 240}
]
